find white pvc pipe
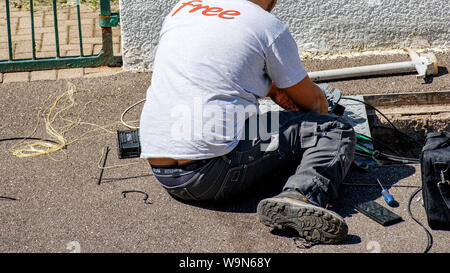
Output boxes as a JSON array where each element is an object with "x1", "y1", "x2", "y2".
[
  {"x1": 308, "y1": 52, "x2": 438, "y2": 81},
  {"x1": 308, "y1": 61, "x2": 417, "y2": 81}
]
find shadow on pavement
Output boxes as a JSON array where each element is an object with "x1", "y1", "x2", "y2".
[
  {"x1": 173, "y1": 159, "x2": 302, "y2": 213},
  {"x1": 424, "y1": 66, "x2": 449, "y2": 84},
  {"x1": 172, "y1": 158, "x2": 416, "y2": 219},
  {"x1": 271, "y1": 226, "x2": 362, "y2": 246},
  {"x1": 335, "y1": 164, "x2": 417, "y2": 218}
]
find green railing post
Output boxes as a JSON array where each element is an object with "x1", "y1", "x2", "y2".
[
  {"x1": 99, "y1": 0, "x2": 114, "y2": 66},
  {"x1": 76, "y1": 0, "x2": 84, "y2": 57},
  {"x1": 30, "y1": 0, "x2": 37, "y2": 60},
  {"x1": 5, "y1": 0, "x2": 14, "y2": 61},
  {"x1": 0, "y1": 0, "x2": 121, "y2": 73},
  {"x1": 52, "y1": 0, "x2": 61, "y2": 58}
]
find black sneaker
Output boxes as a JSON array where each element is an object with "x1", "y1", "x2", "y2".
[{"x1": 257, "y1": 190, "x2": 348, "y2": 244}]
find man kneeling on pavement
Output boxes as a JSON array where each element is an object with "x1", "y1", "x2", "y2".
[{"x1": 139, "y1": 0, "x2": 356, "y2": 244}]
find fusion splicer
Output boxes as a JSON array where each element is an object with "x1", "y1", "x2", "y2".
[
  {"x1": 317, "y1": 83, "x2": 345, "y2": 116},
  {"x1": 318, "y1": 83, "x2": 346, "y2": 116}
]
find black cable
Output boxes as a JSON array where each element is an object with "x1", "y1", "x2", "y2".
[
  {"x1": 0, "y1": 196, "x2": 18, "y2": 201},
  {"x1": 371, "y1": 124, "x2": 425, "y2": 145},
  {"x1": 341, "y1": 97, "x2": 423, "y2": 148},
  {"x1": 341, "y1": 97, "x2": 398, "y2": 129},
  {"x1": 357, "y1": 133, "x2": 402, "y2": 156},
  {"x1": 373, "y1": 151, "x2": 420, "y2": 164},
  {"x1": 122, "y1": 190, "x2": 152, "y2": 204},
  {"x1": 343, "y1": 98, "x2": 430, "y2": 251},
  {"x1": 382, "y1": 153, "x2": 419, "y2": 163},
  {"x1": 355, "y1": 147, "x2": 420, "y2": 164},
  {"x1": 97, "y1": 146, "x2": 110, "y2": 185},
  {"x1": 370, "y1": 125, "x2": 423, "y2": 158},
  {"x1": 408, "y1": 187, "x2": 433, "y2": 253},
  {"x1": 0, "y1": 137, "x2": 59, "y2": 144},
  {"x1": 97, "y1": 174, "x2": 154, "y2": 182}
]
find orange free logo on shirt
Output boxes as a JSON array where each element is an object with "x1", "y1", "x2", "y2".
[{"x1": 172, "y1": 0, "x2": 241, "y2": 19}]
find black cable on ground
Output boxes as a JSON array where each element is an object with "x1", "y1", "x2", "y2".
[
  {"x1": 372, "y1": 151, "x2": 420, "y2": 164},
  {"x1": 340, "y1": 97, "x2": 423, "y2": 148},
  {"x1": 0, "y1": 196, "x2": 18, "y2": 201},
  {"x1": 97, "y1": 174, "x2": 154, "y2": 183},
  {"x1": 355, "y1": 148, "x2": 420, "y2": 164},
  {"x1": 97, "y1": 146, "x2": 110, "y2": 185},
  {"x1": 0, "y1": 137, "x2": 59, "y2": 144},
  {"x1": 370, "y1": 125, "x2": 423, "y2": 159},
  {"x1": 122, "y1": 190, "x2": 152, "y2": 204},
  {"x1": 408, "y1": 187, "x2": 433, "y2": 253}
]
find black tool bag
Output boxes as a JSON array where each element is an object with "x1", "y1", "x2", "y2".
[{"x1": 420, "y1": 131, "x2": 450, "y2": 230}]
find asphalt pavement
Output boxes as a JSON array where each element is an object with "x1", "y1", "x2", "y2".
[{"x1": 0, "y1": 50, "x2": 449, "y2": 253}]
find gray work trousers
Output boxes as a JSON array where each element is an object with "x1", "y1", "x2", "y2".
[{"x1": 152, "y1": 110, "x2": 356, "y2": 207}]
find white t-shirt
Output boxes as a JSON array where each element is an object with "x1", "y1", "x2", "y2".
[{"x1": 139, "y1": 0, "x2": 307, "y2": 160}]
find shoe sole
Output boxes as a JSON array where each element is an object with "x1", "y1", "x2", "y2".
[{"x1": 257, "y1": 197, "x2": 348, "y2": 244}]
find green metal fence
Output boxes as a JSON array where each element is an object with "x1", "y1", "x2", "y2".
[{"x1": 0, "y1": 0, "x2": 120, "y2": 72}]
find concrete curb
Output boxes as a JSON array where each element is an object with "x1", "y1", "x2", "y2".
[{"x1": 0, "y1": 66, "x2": 123, "y2": 83}]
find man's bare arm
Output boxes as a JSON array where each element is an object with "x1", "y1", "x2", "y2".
[
  {"x1": 267, "y1": 83, "x2": 299, "y2": 111},
  {"x1": 278, "y1": 75, "x2": 328, "y2": 114}
]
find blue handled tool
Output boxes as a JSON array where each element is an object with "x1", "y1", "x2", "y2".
[{"x1": 377, "y1": 179, "x2": 395, "y2": 206}]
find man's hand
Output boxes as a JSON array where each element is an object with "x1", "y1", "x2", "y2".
[
  {"x1": 268, "y1": 84, "x2": 299, "y2": 111},
  {"x1": 277, "y1": 76, "x2": 329, "y2": 114}
]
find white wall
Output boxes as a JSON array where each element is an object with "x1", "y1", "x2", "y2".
[{"x1": 119, "y1": 0, "x2": 450, "y2": 71}]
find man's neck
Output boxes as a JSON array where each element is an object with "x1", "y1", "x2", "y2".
[{"x1": 248, "y1": 0, "x2": 275, "y2": 12}]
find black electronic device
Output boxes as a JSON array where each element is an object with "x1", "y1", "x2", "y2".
[
  {"x1": 318, "y1": 83, "x2": 345, "y2": 115},
  {"x1": 117, "y1": 129, "x2": 141, "y2": 159},
  {"x1": 355, "y1": 200, "x2": 403, "y2": 226}
]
